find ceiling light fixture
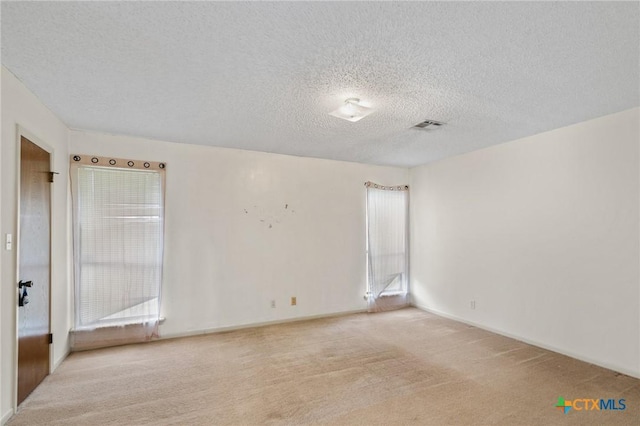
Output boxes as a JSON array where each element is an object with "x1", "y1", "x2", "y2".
[{"x1": 329, "y1": 98, "x2": 374, "y2": 122}]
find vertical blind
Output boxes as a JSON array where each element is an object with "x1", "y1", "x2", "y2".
[
  {"x1": 70, "y1": 156, "x2": 165, "y2": 338},
  {"x1": 366, "y1": 182, "x2": 409, "y2": 312}
]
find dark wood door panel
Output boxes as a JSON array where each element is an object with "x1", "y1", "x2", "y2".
[
  {"x1": 17, "y1": 136, "x2": 51, "y2": 405},
  {"x1": 17, "y1": 335, "x2": 50, "y2": 404}
]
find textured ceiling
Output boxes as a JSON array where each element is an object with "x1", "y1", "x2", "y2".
[{"x1": 2, "y1": 2, "x2": 638, "y2": 167}]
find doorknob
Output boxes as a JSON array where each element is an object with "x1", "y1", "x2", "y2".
[{"x1": 18, "y1": 280, "x2": 33, "y2": 288}]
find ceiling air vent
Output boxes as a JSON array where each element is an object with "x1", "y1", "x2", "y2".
[{"x1": 413, "y1": 119, "x2": 444, "y2": 129}]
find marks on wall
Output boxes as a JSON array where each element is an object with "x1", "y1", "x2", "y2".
[{"x1": 244, "y1": 203, "x2": 296, "y2": 229}]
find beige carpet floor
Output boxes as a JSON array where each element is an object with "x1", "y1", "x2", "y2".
[{"x1": 8, "y1": 308, "x2": 640, "y2": 425}]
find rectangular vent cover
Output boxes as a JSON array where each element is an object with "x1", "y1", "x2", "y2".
[{"x1": 413, "y1": 120, "x2": 444, "y2": 129}]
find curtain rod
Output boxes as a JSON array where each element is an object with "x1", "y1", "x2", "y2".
[
  {"x1": 70, "y1": 154, "x2": 166, "y2": 172},
  {"x1": 365, "y1": 181, "x2": 409, "y2": 191}
]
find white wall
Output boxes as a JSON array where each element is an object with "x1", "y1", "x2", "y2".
[
  {"x1": 69, "y1": 131, "x2": 408, "y2": 337},
  {"x1": 0, "y1": 67, "x2": 71, "y2": 421},
  {"x1": 410, "y1": 107, "x2": 640, "y2": 377}
]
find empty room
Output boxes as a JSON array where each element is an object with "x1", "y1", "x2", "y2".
[{"x1": 1, "y1": 1, "x2": 639, "y2": 425}]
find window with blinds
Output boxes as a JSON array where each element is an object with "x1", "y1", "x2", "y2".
[
  {"x1": 70, "y1": 156, "x2": 165, "y2": 332},
  {"x1": 365, "y1": 182, "x2": 409, "y2": 313}
]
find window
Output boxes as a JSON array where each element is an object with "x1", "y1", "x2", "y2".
[
  {"x1": 365, "y1": 182, "x2": 409, "y2": 312},
  {"x1": 70, "y1": 156, "x2": 165, "y2": 335}
]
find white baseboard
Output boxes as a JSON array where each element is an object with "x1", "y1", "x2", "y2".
[
  {"x1": 1, "y1": 408, "x2": 14, "y2": 425},
  {"x1": 159, "y1": 308, "x2": 368, "y2": 341},
  {"x1": 411, "y1": 303, "x2": 640, "y2": 380}
]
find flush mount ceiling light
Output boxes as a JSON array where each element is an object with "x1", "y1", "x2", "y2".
[{"x1": 329, "y1": 98, "x2": 374, "y2": 122}]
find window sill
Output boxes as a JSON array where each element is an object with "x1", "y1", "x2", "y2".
[
  {"x1": 70, "y1": 319, "x2": 163, "y2": 351},
  {"x1": 379, "y1": 291, "x2": 406, "y2": 297}
]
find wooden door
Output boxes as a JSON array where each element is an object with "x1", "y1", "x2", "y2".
[{"x1": 17, "y1": 136, "x2": 51, "y2": 405}]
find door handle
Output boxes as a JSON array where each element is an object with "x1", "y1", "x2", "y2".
[
  {"x1": 18, "y1": 280, "x2": 33, "y2": 288},
  {"x1": 18, "y1": 281, "x2": 32, "y2": 307}
]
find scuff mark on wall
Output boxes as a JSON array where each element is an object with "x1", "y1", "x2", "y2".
[{"x1": 243, "y1": 203, "x2": 296, "y2": 229}]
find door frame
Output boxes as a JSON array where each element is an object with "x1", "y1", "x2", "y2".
[{"x1": 13, "y1": 125, "x2": 55, "y2": 411}]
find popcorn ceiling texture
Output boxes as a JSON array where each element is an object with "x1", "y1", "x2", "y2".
[{"x1": 1, "y1": 2, "x2": 638, "y2": 167}]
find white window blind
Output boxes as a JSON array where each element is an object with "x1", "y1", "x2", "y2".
[{"x1": 70, "y1": 156, "x2": 165, "y2": 341}]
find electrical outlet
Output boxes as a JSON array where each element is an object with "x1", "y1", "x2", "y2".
[
  {"x1": 291, "y1": 296, "x2": 296, "y2": 306},
  {"x1": 470, "y1": 300, "x2": 476, "y2": 310},
  {"x1": 270, "y1": 300, "x2": 276, "y2": 308}
]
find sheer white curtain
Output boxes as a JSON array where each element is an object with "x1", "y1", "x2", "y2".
[
  {"x1": 70, "y1": 155, "x2": 165, "y2": 350},
  {"x1": 366, "y1": 182, "x2": 409, "y2": 312}
]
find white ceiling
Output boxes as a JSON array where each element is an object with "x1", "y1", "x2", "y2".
[{"x1": 2, "y1": 2, "x2": 638, "y2": 167}]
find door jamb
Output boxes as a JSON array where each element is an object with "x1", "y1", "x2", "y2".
[{"x1": 13, "y1": 125, "x2": 54, "y2": 412}]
